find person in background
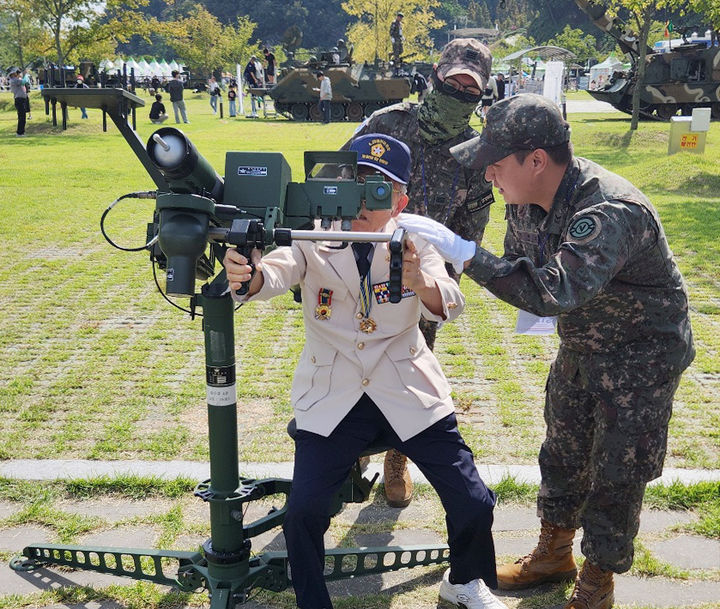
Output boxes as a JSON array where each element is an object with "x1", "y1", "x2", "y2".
[
  {"x1": 9, "y1": 69, "x2": 28, "y2": 136},
  {"x1": 314, "y1": 71, "x2": 332, "y2": 124},
  {"x1": 75, "y1": 74, "x2": 89, "y2": 119},
  {"x1": 495, "y1": 73, "x2": 506, "y2": 100},
  {"x1": 243, "y1": 56, "x2": 261, "y2": 118},
  {"x1": 149, "y1": 93, "x2": 168, "y2": 123},
  {"x1": 390, "y1": 12, "x2": 405, "y2": 73},
  {"x1": 167, "y1": 70, "x2": 189, "y2": 124},
  {"x1": 263, "y1": 47, "x2": 276, "y2": 84},
  {"x1": 223, "y1": 132, "x2": 507, "y2": 609},
  {"x1": 411, "y1": 70, "x2": 429, "y2": 103},
  {"x1": 22, "y1": 69, "x2": 32, "y2": 119},
  {"x1": 398, "y1": 93, "x2": 695, "y2": 609},
  {"x1": 341, "y1": 38, "x2": 495, "y2": 508},
  {"x1": 227, "y1": 85, "x2": 238, "y2": 117},
  {"x1": 208, "y1": 76, "x2": 220, "y2": 114}
]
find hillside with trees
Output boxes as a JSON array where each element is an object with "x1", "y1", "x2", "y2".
[{"x1": 0, "y1": 0, "x2": 713, "y2": 77}]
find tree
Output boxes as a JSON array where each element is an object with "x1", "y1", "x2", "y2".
[
  {"x1": 342, "y1": 0, "x2": 444, "y2": 64},
  {"x1": 0, "y1": 0, "x2": 49, "y2": 68},
  {"x1": 687, "y1": 0, "x2": 720, "y2": 42},
  {"x1": 548, "y1": 24, "x2": 598, "y2": 64},
  {"x1": 29, "y1": 0, "x2": 151, "y2": 66},
  {"x1": 159, "y1": 6, "x2": 256, "y2": 76},
  {"x1": 468, "y1": 0, "x2": 492, "y2": 27},
  {"x1": 602, "y1": 0, "x2": 688, "y2": 130}
]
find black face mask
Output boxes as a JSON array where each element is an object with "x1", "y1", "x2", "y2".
[{"x1": 430, "y1": 72, "x2": 483, "y2": 104}]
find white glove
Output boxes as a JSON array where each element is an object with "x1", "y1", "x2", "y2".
[{"x1": 398, "y1": 215, "x2": 476, "y2": 273}]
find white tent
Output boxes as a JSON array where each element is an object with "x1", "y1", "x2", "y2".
[
  {"x1": 99, "y1": 58, "x2": 115, "y2": 72},
  {"x1": 137, "y1": 59, "x2": 152, "y2": 77},
  {"x1": 589, "y1": 54, "x2": 624, "y2": 88},
  {"x1": 169, "y1": 60, "x2": 180, "y2": 72},
  {"x1": 149, "y1": 60, "x2": 163, "y2": 76}
]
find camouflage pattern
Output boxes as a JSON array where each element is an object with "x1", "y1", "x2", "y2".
[
  {"x1": 390, "y1": 19, "x2": 404, "y2": 62},
  {"x1": 347, "y1": 101, "x2": 495, "y2": 348},
  {"x1": 464, "y1": 156, "x2": 694, "y2": 572},
  {"x1": 539, "y1": 364, "x2": 681, "y2": 571},
  {"x1": 261, "y1": 64, "x2": 410, "y2": 122},
  {"x1": 451, "y1": 94, "x2": 571, "y2": 169},
  {"x1": 576, "y1": 0, "x2": 720, "y2": 120},
  {"x1": 587, "y1": 45, "x2": 720, "y2": 120},
  {"x1": 435, "y1": 38, "x2": 492, "y2": 87}
]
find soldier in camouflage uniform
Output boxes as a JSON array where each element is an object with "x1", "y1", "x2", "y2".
[
  {"x1": 398, "y1": 94, "x2": 695, "y2": 609},
  {"x1": 342, "y1": 38, "x2": 495, "y2": 507}
]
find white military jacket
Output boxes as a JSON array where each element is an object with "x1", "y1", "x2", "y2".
[{"x1": 235, "y1": 215, "x2": 465, "y2": 441}]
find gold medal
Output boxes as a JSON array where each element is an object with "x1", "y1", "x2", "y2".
[
  {"x1": 315, "y1": 304, "x2": 331, "y2": 320},
  {"x1": 359, "y1": 317, "x2": 377, "y2": 333}
]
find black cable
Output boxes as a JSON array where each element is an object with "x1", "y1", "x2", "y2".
[
  {"x1": 152, "y1": 259, "x2": 198, "y2": 316},
  {"x1": 101, "y1": 191, "x2": 158, "y2": 252},
  {"x1": 151, "y1": 259, "x2": 244, "y2": 315}
]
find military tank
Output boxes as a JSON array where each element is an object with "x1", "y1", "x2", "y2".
[
  {"x1": 576, "y1": 0, "x2": 720, "y2": 120},
  {"x1": 251, "y1": 54, "x2": 411, "y2": 122}
]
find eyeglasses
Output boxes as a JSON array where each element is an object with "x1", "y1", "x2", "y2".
[{"x1": 433, "y1": 73, "x2": 483, "y2": 103}]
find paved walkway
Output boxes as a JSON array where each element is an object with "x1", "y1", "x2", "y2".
[
  {"x1": 3, "y1": 458, "x2": 720, "y2": 486},
  {"x1": 565, "y1": 98, "x2": 621, "y2": 113},
  {"x1": 1, "y1": 460, "x2": 718, "y2": 607}
]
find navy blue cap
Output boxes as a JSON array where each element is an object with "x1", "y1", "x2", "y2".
[{"x1": 349, "y1": 133, "x2": 411, "y2": 184}]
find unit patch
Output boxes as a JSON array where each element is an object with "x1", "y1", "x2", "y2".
[{"x1": 567, "y1": 214, "x2": 602, "y2": 244}]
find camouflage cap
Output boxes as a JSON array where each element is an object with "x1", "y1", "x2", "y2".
[
  {"x1": 435, "y1": 38, "x2": 491, "y2": 89},
  {"x1": 450, "y1": 93, "x2": 571, "y2": 168}
]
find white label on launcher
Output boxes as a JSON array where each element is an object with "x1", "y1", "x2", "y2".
[{"x1": 207, "y1": 384, "x2": 237, "y2": 406}]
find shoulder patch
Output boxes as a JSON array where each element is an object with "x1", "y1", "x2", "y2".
[{"x1": 566, "y1": 214, "x2": 602, "y2": 244}]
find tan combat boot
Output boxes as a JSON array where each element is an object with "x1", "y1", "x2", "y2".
[
  {"x1": 565, "y1": 561, "x2": 614, "y2": 609},
  {"x1": 497, "y1": 519, "x2": 578, "y2": 590},
  {"x1": 383, "y1": 449, "x2": 412, "y2": 507}
]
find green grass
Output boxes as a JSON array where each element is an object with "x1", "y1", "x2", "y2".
[{"x1": 0, "y1": 88, "x2": 718, "y2": 470}]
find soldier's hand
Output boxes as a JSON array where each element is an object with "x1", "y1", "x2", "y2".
[{"x1": 398, "y1": 215, "x2": 475, "y2": 273}]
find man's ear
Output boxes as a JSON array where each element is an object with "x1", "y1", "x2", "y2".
[
  {"x1": 394, "y1": 193, "x2": 409, "y2": 215},
  {"x1": 531, "y1": 149, "x2": 550, "y2": 173}
]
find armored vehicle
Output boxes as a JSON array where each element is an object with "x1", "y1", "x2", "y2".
[
  {"x1": 252, "y1": 60, "x2": 411, "y2": 122},
  {"x1": 577, "y1": 0, "x2": 720, "y2": 120}
]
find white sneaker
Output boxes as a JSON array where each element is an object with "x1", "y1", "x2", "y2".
[{"x1": 439, "y1": 568, "x2": 508, "y2": 609}]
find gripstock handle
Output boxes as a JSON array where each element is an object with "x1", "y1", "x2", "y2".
[
  {"x1": 225, "y1": 218, "x2": 263, "y2": 296},
  {"x1": 388, "y1": 228, "x2": 406, "y2": 304},
  {"x1": 235, "y1": 253, "x2": 255, "y2": 296}
]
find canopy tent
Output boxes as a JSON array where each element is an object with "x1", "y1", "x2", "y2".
[
  {"x1": 98, "y1": 58, "x2": 183, "y2": 76},
  {"x1": 588, "y1": 54, "x2": 624, "y2": 88},
  {"x1": 137, "y1": 59, "x2": 152, "y2": 77}
]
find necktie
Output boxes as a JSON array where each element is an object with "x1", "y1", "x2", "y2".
[
  {"x1": 352, "y1": 242, "x2": 372, "y2": 278},
  {"x1": 352, "y1": 243, "x2": 373, "y2": 324}
]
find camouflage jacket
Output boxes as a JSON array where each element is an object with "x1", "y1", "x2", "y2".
[
  {"x1": 466, "y1": 156, "x2": 694, "y2": 385},
  {"x1": 347, "y1": 102, "x2": 495, "y2": 244}
]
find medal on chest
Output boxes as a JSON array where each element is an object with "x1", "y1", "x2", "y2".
[{"x1": 315, "y1": 288, "x2": 332, "y2": 320}]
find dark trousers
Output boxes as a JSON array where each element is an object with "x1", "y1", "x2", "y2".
[
  {"x1": 283, "y1": 394, "x2": 497, "y2": 609},
  {"x1": 15, "y1": 98, "x2": 27, "y2": 135},
  {"x1": 320, "y1": 99, "x2": 330, "y2": 123}
]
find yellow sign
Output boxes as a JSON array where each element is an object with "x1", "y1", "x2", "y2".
[{"x1": 680, "y1": 134, "x2": 699, "y2": 149}]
